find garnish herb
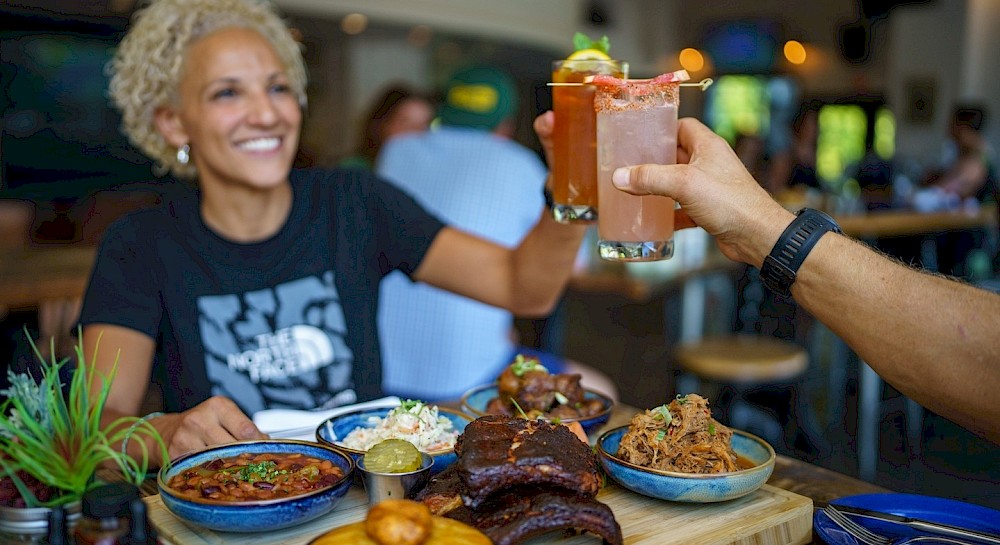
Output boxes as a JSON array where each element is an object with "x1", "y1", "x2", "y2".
[
  {"x1": 511, "y1": 354, "x2": 548, "y2": 377},
  {"x1": 554, "y1": 392, "x2": 569, "y2": 405},
  {"x1": 655, "y1": 430, "x2": 666, "y2": 441},
  {"x1": 653, "y1": 404, "x2": 672, "y2": 424},
  {"x1": 708, "y1": 422, "x2": 716, "y2": 436},
  {"x1": 573, "y1": 32, "x2": 611, "y2": 54},
  {"x1": 675, "y1": 394, "x2": 689, "y2": 405},
  {"x1": 220, "y1": 460, "x2": 286, "y2": 483},
  {"x1": 399, "y1": 399, "x2": 420, "y2": 411},
  {"x1": 509, "y1": 397, "x2": 528, "y2": 419}
]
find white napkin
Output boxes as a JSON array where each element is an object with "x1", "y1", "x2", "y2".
[{"x1": 253, "y1": 396, "x2": 401, "y2": 441}]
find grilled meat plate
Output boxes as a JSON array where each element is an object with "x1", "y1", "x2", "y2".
[
  {"x1": 415, "y1": 466, "x2": 622, "y2": 545},
  {"x1": 456, "y1": 415, "x2": 601, "y2": 509}
]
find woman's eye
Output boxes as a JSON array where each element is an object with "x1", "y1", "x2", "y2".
[
  {"x1": 270, "y1": 83, "x2": 292, "y2": 95},
  {"x1": 211, "y1": 88, "x2": 238, "y2": 100}
]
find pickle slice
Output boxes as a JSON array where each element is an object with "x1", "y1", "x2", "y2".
[{"x1": 363, "y1": 439, "x2": 423, "y2": 473}]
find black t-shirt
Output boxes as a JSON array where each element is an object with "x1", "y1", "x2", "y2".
[{"x1": 79, "y1": 168, "x2": 444, "y2": 414}]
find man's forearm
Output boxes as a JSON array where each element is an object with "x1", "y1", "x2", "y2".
[{"x1": 793, "y1": 233, "x2": 1000, "y2": 442}]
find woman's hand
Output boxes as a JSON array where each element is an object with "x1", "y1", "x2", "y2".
[
  {"x1": 151, "y1": 396, "x2": 267, "y2": 464},
  {"x1": 533, "y1": 111, "x2": 555, "y2": 168}
]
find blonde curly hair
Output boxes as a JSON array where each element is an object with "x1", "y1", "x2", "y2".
[{"x1": 108, "y1": 0, "x2": 307, "y2": 178}]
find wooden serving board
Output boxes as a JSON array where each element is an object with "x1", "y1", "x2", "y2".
[{"x1": 146, "y1": 482, "x2": 812, "y2": 545}]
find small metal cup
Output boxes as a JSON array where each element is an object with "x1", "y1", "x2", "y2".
[{"x1": 357, "y1": 453, "x2": 434, "y2": 505}]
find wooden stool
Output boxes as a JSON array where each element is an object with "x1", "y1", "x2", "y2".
[{"x1": 674, "y1": 335, "x2": 809, "y2": 451}]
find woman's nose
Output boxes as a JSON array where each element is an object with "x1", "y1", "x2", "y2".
[{"x1": 247, "y1": 92, "x2": 279, "y2": 125}]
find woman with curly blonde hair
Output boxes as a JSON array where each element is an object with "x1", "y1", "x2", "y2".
[{"x1": 80, "y1": 0, "x2": 586, "y2": 467}]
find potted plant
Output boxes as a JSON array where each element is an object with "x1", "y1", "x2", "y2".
[{"x1": 0, "y1": 329, "x2": 166, "y2": 534}]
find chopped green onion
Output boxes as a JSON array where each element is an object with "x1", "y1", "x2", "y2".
[
  {"x1": 510, "y1": 397, "x2": 528, "y2": 419},
  {"x1": 511, "y1": 354, "x2": 548, "y2": 377},
  {"x1": 708, "y1": 422, "x2": 716, "y2": 435},
  {"x1": 655, "y1": 430, "x2": 666, "y2": 441},
  {"x1": 399, "y1": 399, "x2": 423, "y2": 412},
  {"x1": 554, "y1": 392, "x2": 569, "y2": 405},
  {"x1": 675, "y1": 394, "x2": 689, "y2": 405},
  {"x1": 654, "y1": 405, "x2": 672, "y2": 424}
]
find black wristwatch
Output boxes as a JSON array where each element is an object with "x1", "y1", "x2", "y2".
[{"x1": 760, "y1": 208, "x2": 842, "y2": 297}]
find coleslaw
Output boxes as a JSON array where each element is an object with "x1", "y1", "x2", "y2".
[{"x1": 336, "y1": 400, "x2": 459, "y2": 453}]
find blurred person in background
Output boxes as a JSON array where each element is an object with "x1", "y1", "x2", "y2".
[
  {"x1": 924, "y1": 104, "x2": 995, "y2": 202},
  {"x1": 768, "y1": 100, "x2": 823, "y2": 196},
  {"x1": 79, "y1": 0, "x2": 586, "y2": 466},
  {"x1": 339, "y1": 83, "x2": 435, "y2": 171},
  {"x1": 923, "y1": 105, "x2": 998, "y2": 277},
  {"x1": 376, "y1": 65, "x2": 617, "y2": 401}
]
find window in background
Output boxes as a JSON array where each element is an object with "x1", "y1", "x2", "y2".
[
  {"x1": 874, "y1": 107, "x2": 895, "y2": 160},
  {"x1": 816, "y1": 103, "x2": 895, "y2": 192},
  {"x1": 1, "y1": 27, "x2": 154, "y2": 201},
  {"x1": 817, "y1": 104, "x2": 867, "y2": 190},
  {"x1": 704, "y1": 74, "x2": 798, "y2": 157}
]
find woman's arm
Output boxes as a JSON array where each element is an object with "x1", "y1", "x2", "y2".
[
  {"x1": 413, "y1": 214, "x2": 586, "y2": 317},
  {"x1": 412, "y1": 111, "x2": 587, "y2": 317},
  {"x1": 84, "y1": 324, "x2": 266, "y2": 467}
]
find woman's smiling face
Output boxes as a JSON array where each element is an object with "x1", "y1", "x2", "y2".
[{"x1": 157, "y1": 26, "x2": 302, "y2": 192}]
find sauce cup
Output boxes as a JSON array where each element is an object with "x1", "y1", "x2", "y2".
[{"x1": 357, "y1": 453, "x2": 433, "y2": 505}]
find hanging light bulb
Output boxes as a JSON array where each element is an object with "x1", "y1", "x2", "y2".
[
  {"x1": 784, "y1": 40, "x2": 807, "y2": 65},
  {"x1": 678, "y1": 48, "x2": 705, "y2": 72}
]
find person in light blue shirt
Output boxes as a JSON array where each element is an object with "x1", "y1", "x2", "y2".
[{"x1": 377, "y1": 65, "x2": 615, "y2": 401}]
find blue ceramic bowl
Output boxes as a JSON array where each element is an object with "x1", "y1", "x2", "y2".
[
  {"x1": 157, "y1": 439, "x2": 353, "y2": 532},
  {"x1": 314, "y1": 406, "x2": 471, "y2": 475},
  {"x1": 596, "y1": 425, "x2": 775, "y2": 503},
  {"x1": 460, "y1": 384, "x2": 614, "y2": 436}
]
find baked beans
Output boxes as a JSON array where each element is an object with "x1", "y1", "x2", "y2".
[{"x1": 167, "y1": 452, "x2": 345, "y2": 502}]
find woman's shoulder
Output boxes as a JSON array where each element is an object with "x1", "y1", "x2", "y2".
[{"x1": 291, "y1": 166, "x2": 399, "y2": 198}]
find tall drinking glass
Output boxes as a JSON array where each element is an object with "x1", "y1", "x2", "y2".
[
  {"x1": 550, "y1": 59, "x2": 627, "y2": 223},
  {"x1": 594, "y1": 75, "x2": 681, "y2": 261}
]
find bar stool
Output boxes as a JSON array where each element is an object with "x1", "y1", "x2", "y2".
[{"x1": 674, "y1": 334, "x2": 809, "y2": 451}]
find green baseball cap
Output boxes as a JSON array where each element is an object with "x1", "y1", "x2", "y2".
[{"x1": 438, "y1": 65, "x2": 518, "y2": 130}]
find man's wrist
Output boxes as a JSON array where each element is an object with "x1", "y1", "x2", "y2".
[
  {"x1": 759, "y1": 208, "x2": 842, "y2": 296},
  {"x1": 748, "y1": 209, "x2": 797, "y2": 268}
]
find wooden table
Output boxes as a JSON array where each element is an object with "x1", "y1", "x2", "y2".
[
  {"x1": 98, "y1": 404, "x2": 887, "y2": 545},
  {"x1": 835, "y1": 204, "x2": 997, "y2": 239},
  {"x1": 0, "y1": 244, "x2": 96, "y2": 311}
]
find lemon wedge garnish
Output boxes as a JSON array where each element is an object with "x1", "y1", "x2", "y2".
[
  {"x1": 567, "y1": 48, "x2": 612, "y2": 61},
  {"x1": 562, "y1": 48, "x2": 619, "y2": 75}
]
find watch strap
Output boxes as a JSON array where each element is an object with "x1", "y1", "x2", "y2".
[{"x1": 760, "y1": 208, "x2": 842, "y2": 296}]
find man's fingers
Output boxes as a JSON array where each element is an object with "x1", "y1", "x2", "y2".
[
  {"x1": 613, "y1": 163, "x2": 689, "y2": 199},
  {"x1": 674, "y1": 209, "x2": 697, "y2": 231}
]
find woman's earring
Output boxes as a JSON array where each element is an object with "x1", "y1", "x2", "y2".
[{"x1": 177, "y1": 144, "x2": 190, "y2": 165}]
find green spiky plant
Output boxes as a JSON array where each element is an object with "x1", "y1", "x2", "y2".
[{"x1": 0, "y1": 328, "x2": 167, "y2": 507}]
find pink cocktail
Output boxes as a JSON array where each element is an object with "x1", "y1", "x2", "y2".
[{"x1": 594, "y1": 71, "x2": 687, "y2": 261}]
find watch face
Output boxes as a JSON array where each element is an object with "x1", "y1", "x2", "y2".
[{"x1": 761, "y1": 255, "x2": 795, "y2": 296}]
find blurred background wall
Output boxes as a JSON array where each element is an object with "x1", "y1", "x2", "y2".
[{"x1": 2, "y1": 0, "x2": 998, "y2": 207}]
